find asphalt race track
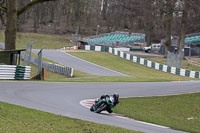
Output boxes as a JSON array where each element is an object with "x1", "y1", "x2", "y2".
[
  {"x1": 0, "y1": 81, "x2": 200, "y2": 133},
  {"x1": 32, "y1": 49, "x2": 128, "y2": 77}
]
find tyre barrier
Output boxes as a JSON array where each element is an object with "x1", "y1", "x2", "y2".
[
  {"x1": 80, "y1": 45, "x2": 200, "y2": 79},
  {"x1": 0, "y1": 65, "x2": 31, "y2": 80}
]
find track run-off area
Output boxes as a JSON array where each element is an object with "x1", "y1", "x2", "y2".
[{"x1": 0, "y1": 81, "x2": 200, "y2": 133}]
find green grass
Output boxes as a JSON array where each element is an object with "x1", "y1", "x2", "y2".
[
  {"x1": 0, "y1": 31, "x2": 72, "y2": 49},
  {"x1": 67, "y1": 51, "x2": 193, "y2": 82},
  {"x1": 148, "y1": 57, "x2": 200, "y2": 72},
  {"x1": 0, "y1": 101, "x2": 139, "y2": 133},
  {"x1": 114, "y1": 93, "x2": 200, "y2": 133},
  {"x1": 0, "y1": 31, "x2": 4, "y2": 43}
]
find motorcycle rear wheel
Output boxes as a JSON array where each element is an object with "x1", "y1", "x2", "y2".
[{"x1": 90, "y1": 105, "x2": 95, "y2": 112}]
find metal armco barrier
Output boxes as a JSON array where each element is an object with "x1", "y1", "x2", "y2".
[
  {"x1": 42, "y1": 62, "x2": 73, "y2": 78},
  {"x1": 21, "y1": 53, "x2": 73, "y2": 78},
  {"x1": 0, "y1": 65, "x2": 31, "y2": 80}
]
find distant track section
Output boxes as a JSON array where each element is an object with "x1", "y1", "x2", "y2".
[{"x1": 32, "y1": 49, "x2": 128, "y2": 77}]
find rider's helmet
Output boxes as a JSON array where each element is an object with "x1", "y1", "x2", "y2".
[{"x1": 113, "y1": 93, "x2": 119, "y2": 101}]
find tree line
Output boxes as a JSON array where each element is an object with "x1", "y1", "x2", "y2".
[{"x1": 0, "y1": 0, "x2": 200, "y2": 52}]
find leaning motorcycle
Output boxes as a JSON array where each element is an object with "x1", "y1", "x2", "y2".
[{"x1": 90, "y1": 96, "x2": 116, "y2": 113}]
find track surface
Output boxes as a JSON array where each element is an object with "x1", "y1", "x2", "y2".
[
  {"x1": 0, "y1": 81, "x2": 200, "y2": 133},
  {"x1": 32, "y1": 49, "x2": 128, "y2": 77}
]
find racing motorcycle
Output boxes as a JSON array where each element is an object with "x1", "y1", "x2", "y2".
[{"x1": 90, "y1": 94, "x2": 119, "y2": 113}]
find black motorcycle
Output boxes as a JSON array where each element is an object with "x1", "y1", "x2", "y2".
[{"x1": 90, "y1": 95, "x2": 118, "y2": 113}]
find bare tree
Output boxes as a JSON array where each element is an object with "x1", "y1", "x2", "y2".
[
  {"x1": 1, "y1": 0, "x2": 200, "y2": 50},
  {"x1": 4, "y1": 0, "x2": 56, "y2": 50},
  {"x1": 165, "y1": 0, "x2": 176, "y2": 51},
  {"x1": 178, "y1": 0, "x2": 190, "y2": 53},
  {"x1": 143, "y1": 0, "x2": 154, "y2": 46},
  {"x1": 0, "y1": 0, "x2": 6, "y2": 27}
]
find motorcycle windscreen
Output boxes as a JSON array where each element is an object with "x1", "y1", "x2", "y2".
[{"x1": 110, "y1": 96, "x2": 115, "y2": 103}]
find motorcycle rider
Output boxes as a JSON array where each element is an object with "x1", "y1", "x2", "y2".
[{"x1": 91, "y1": 93, "x2": 119, "y2": 113}]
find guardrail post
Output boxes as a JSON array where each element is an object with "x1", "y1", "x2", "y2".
[{"x1": 37, "y1": 45, "x2": 45, "y2": 80}]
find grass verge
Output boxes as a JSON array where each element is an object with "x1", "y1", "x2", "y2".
[
  {"x1": 67, "y1": 51, "x2": 193, "y2": 82},
  {"x1": 114, "y1": 93, "x2": 200, "y2": 133},
  {"x1": 148, "y1": 57, "x2": 200, "y2": 72},
  {"x1": 0, "y1": 101, "x2": 139, "y2": 133},
  {"x1": 0, "y1": 31, "x2": 72, "y2": 49}
]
